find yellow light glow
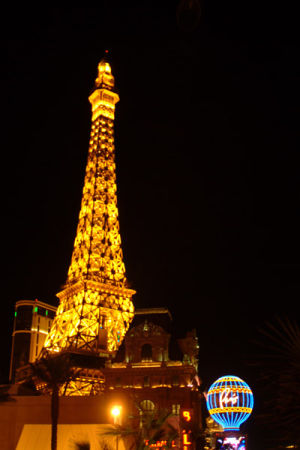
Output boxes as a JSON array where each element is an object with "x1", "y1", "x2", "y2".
[
  {"x1": 111, "y1": 406, "x2": 121, "y2": 418},
  {"x1": 31, "y1": 328, "x2": 49, "y2": 335}
]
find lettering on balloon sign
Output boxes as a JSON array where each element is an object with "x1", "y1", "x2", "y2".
[{"x1": 219, "y1": 388, "x2": 238, "y2": 409}]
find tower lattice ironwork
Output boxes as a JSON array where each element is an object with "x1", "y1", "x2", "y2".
[{"x1": 42, "y1": 59, "x2": 135, "y2": 395}]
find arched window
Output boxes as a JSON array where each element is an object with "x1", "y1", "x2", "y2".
[
  {"x1": 140, "y1": 399, "x2": 155, "y2": 413},
  {"x1": 140, "y1": 399, "x2": 155, "y2": 428},
  {"x1": 172, "y1": 404, "x2": 180, "y2": 415},
  {"x1": 141, "y1": 343, "x2": 152, "y2": 361}
]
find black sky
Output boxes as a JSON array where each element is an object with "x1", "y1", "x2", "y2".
[{"x1": 0, "y1": 3, "x2": 299, "y2": 446}]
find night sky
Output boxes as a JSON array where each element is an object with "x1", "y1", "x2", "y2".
[{"x1": 1, "y1": 3, "x2": 299, "y2": 447}]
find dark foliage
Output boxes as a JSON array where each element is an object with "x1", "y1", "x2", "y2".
[
  {"x1": 101, "y1": 408, "x2": 179, "y2": 450},
  {"x1": 74, "y1": 443, "x2": 90, "y2": 450},
  {"x1": 30, "y1": 353, "x2": 73, "y2": 450},
  {"x1": 253, "y1": 317, "x2": 300, "y2": 449}
]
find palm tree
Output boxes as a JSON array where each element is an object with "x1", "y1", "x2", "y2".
[
  {"x1": 253, "y1": 317, "x2": 300, "y2": 448},
  {"x1": 101, "y1": 408, "x2": 179, "y2": 450},
  {"x1": 30, "y1": 352, "x2": 73, "y2": 450}
]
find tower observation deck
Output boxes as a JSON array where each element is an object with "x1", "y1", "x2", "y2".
[{"x1": 41, "y1": 59, "x2": 135, "y2": 395}]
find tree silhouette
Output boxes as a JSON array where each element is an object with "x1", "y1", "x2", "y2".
[
  {"x1": 253, "y1": 317, "x2": 300, "y2": 448},
  {"x1": 30, "y1": 353, "x2": 73, "y2": 450},
  {"x1": 101, "y1": 408, "x2": 179, "y2": 450}
]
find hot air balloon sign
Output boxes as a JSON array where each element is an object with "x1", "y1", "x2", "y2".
[{"x1": 206, "y1": 375, "x2": 254, "y2": 431}]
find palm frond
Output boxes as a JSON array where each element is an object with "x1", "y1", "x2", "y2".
[
  {"x1": 30, "y1": 353, "x2": 73, "y2": 392},
  {"x1": 253, "y1": 316, "x2": 300, "y2": 448},
  {"x1": 100, "y1": 408, "x2": 180, "y2": 450}
]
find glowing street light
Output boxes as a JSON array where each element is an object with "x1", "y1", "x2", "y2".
[
  {"x1": 111, "y1": 406, "x2": 122, "y2": 450},
  {"x1": 111, "y1": 405, "x2": 122, "y2": 425}
]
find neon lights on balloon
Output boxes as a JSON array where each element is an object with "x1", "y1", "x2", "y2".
[{"x1": 206, "y1": 375, "x2": 254, "y2": 431}]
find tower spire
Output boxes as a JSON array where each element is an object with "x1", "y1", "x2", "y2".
[
  {"x1": 66, "y1": 59, "x2": 123, "y2": 287},
  {"x1": 42, "y1": 59, "x2": 135, "y2": 394}
]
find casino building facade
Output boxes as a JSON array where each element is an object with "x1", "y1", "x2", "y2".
[{"x1": 9, "y1": 299, "x2": 56, "y2": 382}]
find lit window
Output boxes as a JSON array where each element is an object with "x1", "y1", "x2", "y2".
[
  {"x1": 140, "y1": 400, "x2": 155, "y2": 413},
  {"x1": 139, "y1": 400, "x2": 155, "y2": 427},
  {"x1": 172, "y1": 404, "x2": 180, "y2": 415}
]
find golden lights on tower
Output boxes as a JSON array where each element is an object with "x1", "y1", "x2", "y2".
[{"x1": 42, "y1": 59, "x2": 135, "y2": 390}]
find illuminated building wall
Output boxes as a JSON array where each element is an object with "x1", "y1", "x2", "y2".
[
  {"x1": 103, "y1": 308, "x2": 202, "y2": 427},
  {"x1": 9, "y1": 299, "x2": 56, "y2": 382},
  {"x1": 8, "y1": 306, "x2": 203, "y2": 448}
]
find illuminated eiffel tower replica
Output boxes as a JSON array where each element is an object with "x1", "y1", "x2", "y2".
[{"x1": 41, "y1": 58, "x2": 135, "y2": 395}]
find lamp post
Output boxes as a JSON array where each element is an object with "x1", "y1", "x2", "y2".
[
  {"x1": 111, "y1": 405, "x2": 122, "y2": 450},
  {"x1": 111, "y1": 405, "x2": 122, "y2": 425}
]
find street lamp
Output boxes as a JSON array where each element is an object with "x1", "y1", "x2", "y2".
[
  {"x1": 111, "y1": 405, "x2": 122, "y2": 425},
  {"x1": 111, "y1": 406, "x2": 122, "y2": 450}
]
